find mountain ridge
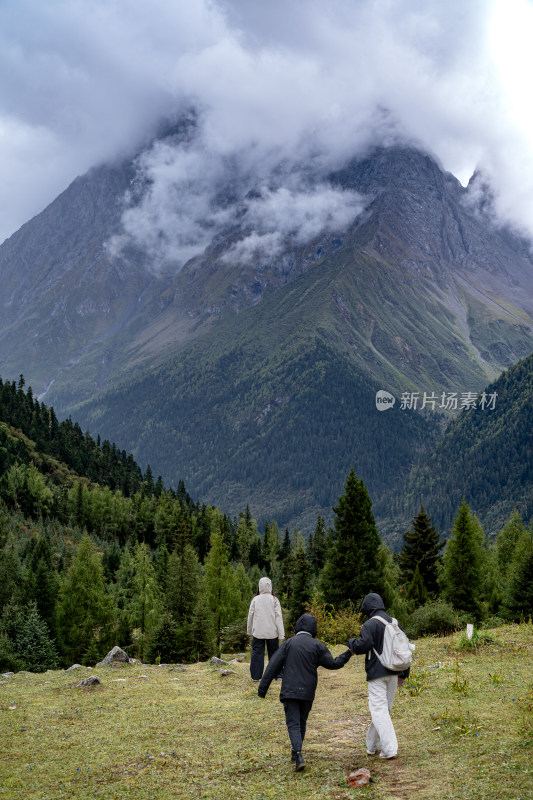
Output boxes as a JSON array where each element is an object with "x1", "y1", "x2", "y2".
[{"x1": 1, "y1": 140, "x2": 533, "y2": 529}]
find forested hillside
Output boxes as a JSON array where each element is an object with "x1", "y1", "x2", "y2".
[
  {"x1": 376, "y1": 352, "x2": 533, "y2": 542},
  {"x1": 0, "y1": 376, "x2": 531, "y2": 675}
]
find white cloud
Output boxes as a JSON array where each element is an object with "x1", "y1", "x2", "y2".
[
  {"x1": 1, "y1": 0, "x2": 533, "y2": 247},
  {"x1": 223, "y1": 184, "x2": 365, "y2": 265}
]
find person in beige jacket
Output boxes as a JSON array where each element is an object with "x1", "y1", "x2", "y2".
[{"x1": 247, "y1": 577, "x2": 285, "y2": 681}]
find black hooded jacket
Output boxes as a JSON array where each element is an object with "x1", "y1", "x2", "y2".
[
  {"x1": 347, "y1": 593, "x2": 410, "y2": 682},
  {"x1": 258, "y1": 614, "x2": 352, "y2": 702}
]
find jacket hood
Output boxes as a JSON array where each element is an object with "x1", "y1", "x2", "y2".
[
  {"x1": 360, "y1": 593, "x2": 385, "y2": 618},
  {"x1": 258, "y1": 577, "x2": 272, "y2": 594},
  {"x1": 294, "y1": 614, "x2": 318, "y2": 638}
]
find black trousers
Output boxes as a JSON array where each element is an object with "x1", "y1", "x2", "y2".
[
  {"x1": 250, "y1": 636, "x2": 279, "y2": 680},
  {"x1": 283, "y1": 699, "x2": 314, "y2": 752}
]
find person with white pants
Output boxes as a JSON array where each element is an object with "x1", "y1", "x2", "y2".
[{"x1": 347, "y1": 593, "x2": 409, "y2": 759}]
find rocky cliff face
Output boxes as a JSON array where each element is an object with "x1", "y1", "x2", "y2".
[
  {"x1": 0, "y1": 159, "x2": 172, "y2": 400},
  {"x1": 1, "y1": 142, "x2": 532, "y2": 408}
]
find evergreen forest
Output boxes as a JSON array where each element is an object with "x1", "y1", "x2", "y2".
[{"x1": 0, "y1": 375, "x2": 532, "y2": 674}]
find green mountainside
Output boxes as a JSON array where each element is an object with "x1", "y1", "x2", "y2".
[
  {"x1": 73, "y1": 246, "x2": 445, "y2": 530},
  {"x1": 376, "y1": 351, "x2": 533, "y2": 545}
]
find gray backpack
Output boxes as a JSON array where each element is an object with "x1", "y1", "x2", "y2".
[{"x1": 373, "y1": 615, "x2": 412, "y2": 672}]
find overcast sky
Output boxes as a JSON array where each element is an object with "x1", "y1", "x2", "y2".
[{"x1": 1, "y1": 0, "x2": 533, "y2": 248}]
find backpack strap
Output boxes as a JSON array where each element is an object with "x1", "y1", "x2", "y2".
[{"x1": 373, "y1": 615, "x2": 396, "y2": 625}]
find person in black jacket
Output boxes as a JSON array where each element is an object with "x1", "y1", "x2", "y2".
[
  {"x1": 258, "y1": 613, "x2": 352, "y2": 771},
  {"x1": 347, "y1": 593, "x2": 410, "y2": 759}
]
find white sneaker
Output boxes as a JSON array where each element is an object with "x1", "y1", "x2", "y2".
[{"x1": 379, "y1": 753, "x2": 397, "y2": 759}]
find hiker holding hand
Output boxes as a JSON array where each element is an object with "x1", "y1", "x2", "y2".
[
  {"x1": 347, "y1": 593, "x2": 412, "y2": 760},
  {"x1": 258, "y1": 613, "x2": 352, "y2": 771}
]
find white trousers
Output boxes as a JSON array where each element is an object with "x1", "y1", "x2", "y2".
[{"x1": 366, "y1": 675, "x2": 398, "y2": 757}]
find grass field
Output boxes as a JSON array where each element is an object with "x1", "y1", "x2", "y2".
[{"x1": 1, "y1": 623, "x2": 532, "y2": 800}]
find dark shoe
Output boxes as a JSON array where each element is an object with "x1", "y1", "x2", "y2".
[
  {"x1": 294, "y1": 751, "x2": 305, "y2": 771},
  {"x1": 291, "y1": 750, "x2": 297, "y2": 762}
]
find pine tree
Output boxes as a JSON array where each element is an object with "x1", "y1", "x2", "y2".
[
  {"x1": 56, "y1": 536, "x2": 114, "y2": 664},
  {"x1": 405, "y1": 564, "x2": 429, "y2": 609},
  {"x1": 165, "y1": 544, "x2": 202, "y2": 621},
  {"x1": 288, "y1": 547, "x2": 311, "y2": 627},
  {"x1": 441, "y1": 500, "x2": 485, "y2": 617},
  {"x1": 26, "y1": 533, "x2": 58, "y2": 636},
  {"x1": 16, "y1": 603, "x2": 59, "y2": 672},
  {"x1": 236, "y1": 506, "x2": 260, "y2": 568},
  {"x1": 145, "y1": 612, "x2": 181, "y2": 663},
  {"x1": 204, "y1": 529, "x2": 240, "y2": 652},
  {"x1": 0, "y1": 534, "x2": 24, "y2": 614},
  {"x1": 113, "y1": 545, "x2": 136, "y2": 648},
  {"x1": 262, "y1": 521, "x2": 280, "y2": 575},
  {"x1": 397, "y1": 505, "x2": 443, "y2": 595},
  {"x1": 503, "y1": 528, "x2": 533, "y2": 620},
  {"x1": 233, "y1": 563, "x2": 253, "y2": 618},
  {"x1": 320, "y1": 469, "x2": 382, "y2": 608},
  {"x1": 495, "y1": 510, "x2": 527, "y2": 583},
  {"x1": 189, "y1": 595, "x2": 215, "y2": 661},
  {"x1": 377, "y1": 544, "x2": 407, "y2": 623},
  {"x1": 278, "y1": 529, "x2": 296, "y2": 604},
  {"x1": 129, "y1": 542, "x2": 163, "y2": 661},
  {"x1": 308, "y1": 515, "x2": 327, "y2": 575}
]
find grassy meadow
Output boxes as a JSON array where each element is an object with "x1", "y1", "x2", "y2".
[{"x1": 0, "y1": 623, "x2": 532, "y2": 800}]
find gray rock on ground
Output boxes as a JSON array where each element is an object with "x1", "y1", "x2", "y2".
[
  {"x1": 96, "y1": 646, "x2": 130, "y2": 666},
  {"x1": 78, "y1": 675, "x2": 101, "y2": 688}
]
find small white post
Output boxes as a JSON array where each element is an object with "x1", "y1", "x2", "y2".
[{"x1": 466, "y1": 623, "x2": 474, "y2": 640}]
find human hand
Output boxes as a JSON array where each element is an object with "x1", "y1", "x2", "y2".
[{"x1": 398, "y1": 677, "x2": 405, "y2": 687}]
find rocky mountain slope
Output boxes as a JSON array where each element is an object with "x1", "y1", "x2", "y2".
[{"x1": 1, "y1": 140, "x2": 532, "y2": 529}]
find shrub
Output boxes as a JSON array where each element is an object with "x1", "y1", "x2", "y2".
[
  {"x1": 304, "y1": 600, "x2": 362, "y2": 645},
  {"x1": 145, "y1": 612, "x2": 183, "y2": 664},
  {"x1": 16, "y1": 604, "x2": 59, "y2": 671},
  {"x1": 404, "y1": 599, "x2": 461, "y2": 638},
  {"x1": 220, "y1": 617, "x2": 249, "y2": 653},
  {"x1": 480, "y1": 616, "x2": 506, "y2": 629},
  {"x1": 0, "y1": 632, "x2": 23, "y2": 672},
  {"x1": 456, "y1": 627, "x2": 498, "y2": 650}
]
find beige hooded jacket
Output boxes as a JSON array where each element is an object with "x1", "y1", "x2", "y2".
[{"x1": 247, "y1": 577, "x2": 285, "y2": 640}]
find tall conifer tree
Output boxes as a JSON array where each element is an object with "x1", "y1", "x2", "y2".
[
  {"x1": 204, "y1": 529, "x2": 239, "y2": 652},
  {"x1": 165, "y1": 544, "x2": 202, "y2": 621},
  {"x1": 503, "y1": 528, "x2": 533, "y2": 620},
  {"x1": 129, "y1": 542, "x2": 162, "y2": 660},
  {"x1": 288, "y1": 547, "x2": 311, "y2": 626},
  {"x1": 320, "y1": 468, "x2": 382, "y2": 607},
  {"x1": 397, "y1": 505, "x2": 443, "y2": 595},
  {"x1": 441, "y1": 500, "x2": 484, "y2": 617},
  {"x1": 57, "y1": 535, "x2": 113, "y2": 664}
]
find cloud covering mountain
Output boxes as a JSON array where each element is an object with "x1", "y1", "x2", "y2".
[{"x1": 2, "y1": 0, "x2": 533, "y2": 250}]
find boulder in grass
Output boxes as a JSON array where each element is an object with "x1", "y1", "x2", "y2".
[
  {"x1": 210, "y1": 657, "x2": 229, "y2": 666},
  {"x1": 78, "y1": 675, "x2": 101, "y2": 688},
  {"x1": 65, "y1": 664, "x2": 83, "y2": 672},
  {"x1": 346, "y1": 768, "x2": 371, "y2": 787},
  {"x1": 96, "y1": 646, "x2": 130, "y2": 667}
]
